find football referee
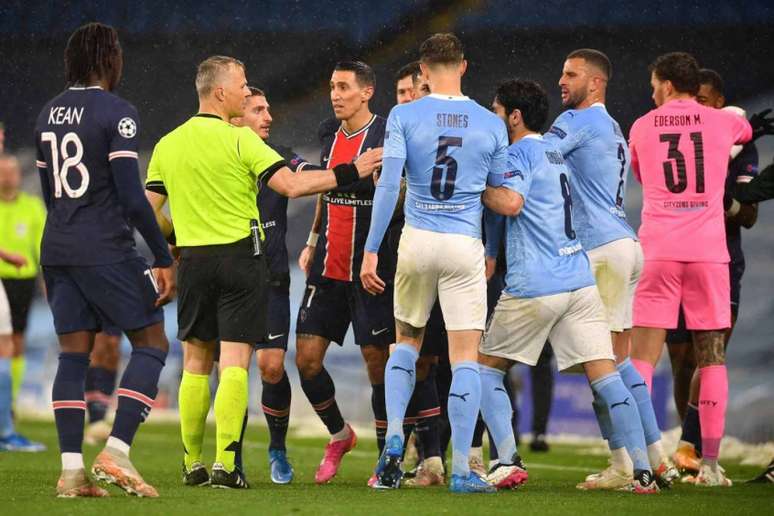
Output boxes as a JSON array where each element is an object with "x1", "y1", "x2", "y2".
[{"x1": 145, "y1": 55, "x2": 382, "y2": 488}]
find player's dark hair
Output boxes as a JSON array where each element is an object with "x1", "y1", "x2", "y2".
[
  {"x1": 420, "y1": 33, "x2": 464, "y2": 67},
  {"x1": 698, "y1": 68, "x2": 724, "y2": 95},
  {"x1": 649, "y1": 52, "x2": 700, "y2": 95},
  {"x1": 567, "y1": 48, "x2": 612, "y2": 80},
  {"x1": 64, "y1": 22, "x2": 122, "y2": 87},
  {"x1": 495, "y1": 79, "x2": 549, "y2": 132},
  {"x1": 334, "y1": 61, "x2": 376, "y2": 88},
  {"x1": 248, "y1": 86, "x2": 266, "y2": 97},
  {"x1": 395, "y1": 61, "x2": 421, "y2": 84}
]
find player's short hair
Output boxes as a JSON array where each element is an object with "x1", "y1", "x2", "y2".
[
  {"x1": 334, "y1": 61, "x2": 376, "y2": 88},
  {"x1": 567, "y1": 48, "x2": 612, "y2": 80},
  {"x1": 420, "y1": 33, "x2": 464, "y2": 67},
  {"x1": 196, "y1": 55, "x2": 245, "y2": 98},
  {"x1": 495, "y1": 79, "x2": 549, "y2": 133},
  {"x1": 698, "y1": 68, "x2": 724, "y2": 95},
  {"x1": 395, "y1": 61, "x2": 421, "y2": 84},
  {"x1": 248, "y1": 86, "x2": 266, "y2": 97},
  {"x1": 649, "y1": 52, "x2": 700, "y2": 95},
  {"x1": 64, "y1": 22, "x2": 121, "y2": 87}
]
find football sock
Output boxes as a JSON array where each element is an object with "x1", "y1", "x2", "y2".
[
  {"x1": 262, "y1": 371, "x2": 291, "y2": 452},
  {"x1": 480, "y1": 365, "x2": 516, "y2": 465},
  {"x1": 698, "y1": 365, "x2": 728, "y2": 463},
  {"x1": 10, "y1": 355, "x2": 25, "y2": 403},
  {"x1": 384, "y1": 344, "x2": 418, "y2": 444},
  {"x1": 111, "y1": 347, "x2": 165, "y2": 448},
  {"x1": 85, "y1": 366, "x2": 117, "y2": 423},
  {"x1": 680, "y1": 403, "x2": 702, "y2": 453},
  {"x1": 472, "y1": 415, "x2": 486, "y2": 448},
  {"x1": 414, "y1": 367, "x2": 441, "y2": 458},
  {"x1": 299, "y1": 366, "x2": 345, "y2": 435},
  {"x1": 214, "y1": 366, "x2": 248, "y2": 472},
  {"x1": 234, "y1": 412, "x2": 248, "y2": 471},
  {"x1": 591, "y1": 371, "x2": 649, "y2": 473},
  {"x1": 370, "y1": 382, "x2": 387, "y2": 454},
  {"x1": 531, "y1": 344, "x2": 554, "y2": 436},
  {"x1": 0, "y1": 358, "x2": 14, "y2": 438},
  {"x1": 591, "y1": 390, "x2": 632, "y2": 472},
  {"x1": 52, "y1": 352, "x2": 89, "y2": 455},
  {"x1": 618, "y1": 358, "x2": 662, "y2": 446},
  {"x1": 630, "y1": 359, "x2": 654, "y2": 394},
  {"x1": 448, "y1": 361, "x2": 481, "y2": 477},
  {"x1": 179, "y1": 370, "x2": 210, "y2": 469}
]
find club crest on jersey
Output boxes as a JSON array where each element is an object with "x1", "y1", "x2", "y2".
[{"x1": 118, "y1": 117, "x2": 137, "y2": 138}]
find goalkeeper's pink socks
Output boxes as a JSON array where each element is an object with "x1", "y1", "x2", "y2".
[{"x1": 698, "y1": 365, "x2": 728, "y2": 462}]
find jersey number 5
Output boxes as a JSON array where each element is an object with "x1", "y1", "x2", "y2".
[
  {"x1": 660, "y1": 132, "x2": 705, "y2": 194},
  {"x1": 40, "y1": 131, "x2": 90, "y2": 199},
  {"x1": 431, "y1": 136, "x2": 462, "y2": 201}
]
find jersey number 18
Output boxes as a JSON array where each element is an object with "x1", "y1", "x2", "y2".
[{"x1": 40, "y1": 131, "x2": 90, "y2": 199}]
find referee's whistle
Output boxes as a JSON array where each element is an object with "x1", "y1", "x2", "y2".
[{"x1": 250, "y1": 219, "x2": 262, "y2": 257}]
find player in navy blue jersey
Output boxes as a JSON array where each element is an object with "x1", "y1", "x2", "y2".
[
  {"x1": 228, "y1": 87, "x2": 316, "y2": 485},
  {"x1": 667, "y1": 69, "x2": 763, "y2": 477},
  {"x1": 34, "y1": 23, "x2": 174, "y2": 498},
  {"x1": 294, "y1": 61, "x2": 395, "y2": 485}
]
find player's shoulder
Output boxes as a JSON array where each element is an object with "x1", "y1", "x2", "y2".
[{"x1": 318, "y1": 117, "x2": 340, "y2": 142}]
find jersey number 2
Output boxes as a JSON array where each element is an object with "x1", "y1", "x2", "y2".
[
  {"x1": 40, "y1": 131, "x2": 90, "y2": 199},
  {"x1": 431, "y1": 136, "x2": 462, "y2": 200},
  {"x1": 660, "y1": 132, "x2": 705, "y2": 194}
]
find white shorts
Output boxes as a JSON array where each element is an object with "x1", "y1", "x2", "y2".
[
  {"x1": 480, "y1": 285, "x2": 615, "y2": 371},
  {"x1": 586, "y1": 238, "x2": 643, "y2": 332},
  {"x1": 394, "y1": 225, "x2": 487, "y2": 331},
  {"x1": 0, "y1": 281, "x2": 11, "y2": 335}
]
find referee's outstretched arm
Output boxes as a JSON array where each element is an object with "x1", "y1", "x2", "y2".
[{"x1": 266, "y1": 147, "x2": 383, "y2": 199}]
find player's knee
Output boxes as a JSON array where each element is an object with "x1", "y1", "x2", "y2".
[
  {"x1": 259, "y1": 357, "x2": 285, "y2": 383},
  {"x1": 295, "y1": 351, "x2": 322, "y2": 379}
]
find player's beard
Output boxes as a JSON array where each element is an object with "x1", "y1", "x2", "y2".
[{"x1": 563, "y1": 89, "x2": 586, "y2": 110}]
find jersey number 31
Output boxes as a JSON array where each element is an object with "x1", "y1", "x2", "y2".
[{"x1": 40, "y1": 131, "x2": 90, "y2": 199}]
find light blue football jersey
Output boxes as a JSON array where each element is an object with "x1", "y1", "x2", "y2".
[
  {"x1": 488, "y1": 135, "x2": 595, "y2": 298},
  {"x1": 383, "y1": 93, "x2": 509, "y2": 239},
  {"x1": 543, "y1": 104, "x2": 636, "y2": 250}
]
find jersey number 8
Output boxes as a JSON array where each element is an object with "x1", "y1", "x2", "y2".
[{"x1": 40, "y1": 131, "x2": 90, "y2": 199}]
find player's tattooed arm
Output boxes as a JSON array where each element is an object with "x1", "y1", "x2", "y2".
[
  {"x1": 693, "y1": 330, "x2": 726, "y2": 367},
  {"x1": 298, "y1": 195, "x2": 323, "y2": 276}
]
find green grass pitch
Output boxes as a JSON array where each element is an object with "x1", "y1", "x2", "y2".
[{"x1": 1, "y1": 420, "x2": 770, "y2": 515}]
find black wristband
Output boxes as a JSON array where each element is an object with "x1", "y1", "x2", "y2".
[
  {"x1": 167, "y1": 229, "x2": 177, "y2": 246},
  {"x1": 333, "y1": 163, "x2": 360, "y2": 187}
]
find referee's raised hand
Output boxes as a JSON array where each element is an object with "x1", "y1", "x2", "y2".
[{"x1": 355, "y1": 147, "x2": 383, "y2": 177}]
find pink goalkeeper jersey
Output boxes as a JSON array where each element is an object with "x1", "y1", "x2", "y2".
[{"x1": 629, "y1": 98, "x2": 751, "y2": 263}]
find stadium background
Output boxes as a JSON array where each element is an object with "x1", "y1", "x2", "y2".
[{"x1": 2, "y1": 0, "x2": 773, "y2": 444}]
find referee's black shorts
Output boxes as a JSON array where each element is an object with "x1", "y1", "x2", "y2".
[
  {"x1": 177, "y1": 238, "x2": 268, "y2": 344},
  {"x1": 1, "y1": 278, "x2": 37, "y2": 333}
]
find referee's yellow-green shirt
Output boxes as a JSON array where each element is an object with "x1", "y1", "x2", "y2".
[
  {"x1": 0, "y1": 192, "x2": 46, "y2": 279},
  {"x1": 145, "y1": 114, "x2": 285, "y2": 247}
]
